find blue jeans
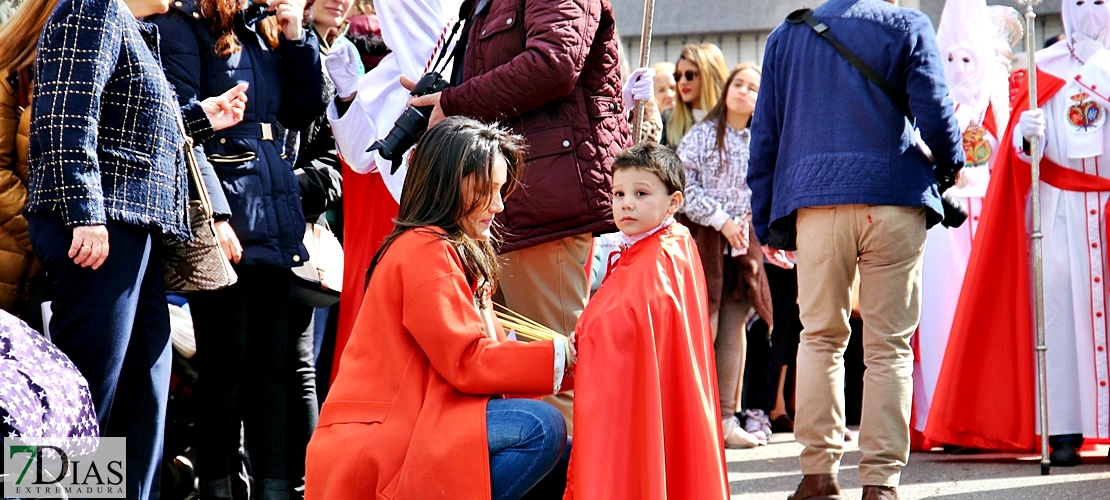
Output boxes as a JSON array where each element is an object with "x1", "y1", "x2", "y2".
[{"x1": 487, "y1": 398, "x2": 569, "y2": 500}]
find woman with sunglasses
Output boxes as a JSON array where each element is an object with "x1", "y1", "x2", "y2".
[{"x1": 665, "y1": 43, "x2": 728, "y2": 148}]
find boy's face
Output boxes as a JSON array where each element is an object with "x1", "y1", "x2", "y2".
[{"x1": 611, "y1": 167, "x2": 682, "y2": 237}]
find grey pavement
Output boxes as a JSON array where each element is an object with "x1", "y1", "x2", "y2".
[{"x1": 727, "y1": 430, "x2": 1110, "y2": 499}]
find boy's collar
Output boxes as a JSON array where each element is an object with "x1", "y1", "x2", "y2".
[{"x1": 617, "y1": 217, "x2": 675, "y2": 249}]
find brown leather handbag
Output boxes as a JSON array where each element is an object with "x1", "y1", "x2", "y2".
[{"x1": 162, "y1": 119, "x2": 238, "y2": 292}]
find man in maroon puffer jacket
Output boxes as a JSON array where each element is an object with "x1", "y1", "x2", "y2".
[{"x1": 413, "y1": 0, "x2": 631, "y2": 434}]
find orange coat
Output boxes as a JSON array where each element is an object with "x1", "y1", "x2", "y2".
[
  {"x1": 0, "y1": 69, "x2": 42, "y2": 315},
  {"x1": 306, "y1": 227, "x2": 567, "y2": 500}
]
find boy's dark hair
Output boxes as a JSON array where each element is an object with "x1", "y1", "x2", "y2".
[{"x1": 611, "y1": 142, "x2": 686, "y2": 194}]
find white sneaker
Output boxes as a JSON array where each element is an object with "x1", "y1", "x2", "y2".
[{"x1": 722, "y1": 415, "x2": 761, "y2": 449}]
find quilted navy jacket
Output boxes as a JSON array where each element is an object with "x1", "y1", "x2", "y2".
[
  {"x1": 27, "y1": 0, "x2": 220, "y2": 237},
  {"x1": 748, "y1": 0, "x2": 964, "y2": 243},
  {"x1": 152, "y1": 0, "x2": 324, "y2": 268},
  {"x1": 438, "y1": 0, "x2": 630, "y2": 253}
]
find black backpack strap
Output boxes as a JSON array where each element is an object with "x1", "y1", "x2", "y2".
[{"x1": 786, "y1": 8, "x2": 914, "y2": 122}]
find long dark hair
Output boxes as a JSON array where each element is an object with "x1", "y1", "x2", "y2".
[
  {"x1": 366, "y1": 117, "x2": 525, "y2": 302},
  {"x1": 703, "y1": 62, "x2": 760, "y2": 167}
]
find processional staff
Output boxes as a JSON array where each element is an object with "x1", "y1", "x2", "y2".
[
  {"x1": 630, "y1": 0, "x2": 655, "y2": 142},
  {"x1": 1014, "y1": 0, "x2": 1051, "y2": 477}
]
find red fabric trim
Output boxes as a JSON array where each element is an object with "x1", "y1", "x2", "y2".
[
  {"x1": 983, "y1": 103, "x2": 998, "y2": 138},
  {"x1": 1075, "y1": 73, "x2": 1110, "y2": 105}
]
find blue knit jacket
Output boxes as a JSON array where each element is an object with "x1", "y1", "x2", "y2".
[
  {"x1": 748, "y1": 0, "x2": 964, "y2": 243},
  {"x1": 27, "y1": 0, "x2": 219, "y2": 237}
]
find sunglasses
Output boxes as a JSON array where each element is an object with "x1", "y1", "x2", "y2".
[{"x1": 673, "y1": 70, "x2": 699, "y2": 82}]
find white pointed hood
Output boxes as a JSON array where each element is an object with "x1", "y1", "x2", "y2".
[{"x1": 936, "y1": 0, "x2": 994, "y2": 120}]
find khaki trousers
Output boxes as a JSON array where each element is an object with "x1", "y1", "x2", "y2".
[
  {"x1": 794, "y1": 205, "x2": 925, "y2": 487},
  {"x1": 494, "y1": 234, "x2": 593, "y2": 435}
]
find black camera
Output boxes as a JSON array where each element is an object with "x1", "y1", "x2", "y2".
[
  {"x1": 935, "y1": 167, "x2": 968, "y2": 228},
  {"x1": 367, "y1": 71, "x2": 451, "y2": 174},
  {"x1": 243, "y1": 2, "x2": 276, "y2": 28}
]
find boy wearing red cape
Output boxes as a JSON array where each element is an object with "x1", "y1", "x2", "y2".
[
  {"x1": 564, "y1": 143, "x2": 729, "y2": 500},
  {"x1": 926, "y1": 0, "x2": 1110, "y2": 465}
]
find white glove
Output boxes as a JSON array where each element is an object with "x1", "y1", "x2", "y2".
[
  {"x1": 1019, "y1": 108, "x2": 1045, "y2": 141},
  {"x1": 324, "y1": 40, "x2": 361, "y2": 100},
  {"x1": 622, "y1": 67, "x2": 656, "y2": 112},
  {"x1": 1072, "y1": 32, "x2": 1105, "y2": 64}
]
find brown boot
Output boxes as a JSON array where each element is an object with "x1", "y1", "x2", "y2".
[
  {"x1": 861, "y1": 485, "x2": 899, "y2": 500},
  {"x1": 787, "y1": 474, "x2": 843, "y2": 500}
]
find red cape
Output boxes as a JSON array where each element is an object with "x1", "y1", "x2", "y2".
[
  {"x1": 908, "y1": 103, "x2": 1000, "y2": 452},
  {"x1": 564, "y1": 223, "x2": 728, "y2": 500},
  {"x1": 331, "y1": 166, "x2": 399, "y2": 382},
  {"x1": 924, "y1": 69, "x2": 1066, "y2": 451}
]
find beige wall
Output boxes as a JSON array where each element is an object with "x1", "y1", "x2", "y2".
[{"x1": 622, "y1": 32, "x2": 771, "y2": 69}]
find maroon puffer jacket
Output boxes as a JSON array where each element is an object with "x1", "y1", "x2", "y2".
[{"x1": 439, "y1": 0, "x2": 630, "y2": 253}]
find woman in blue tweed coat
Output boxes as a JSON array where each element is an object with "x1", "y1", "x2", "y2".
[
  {"x1": 151, "y1": 0, "x2": 324, "y2": 497},
  {"x1": 26, "y1": 0, "x2": 249, "y2": 496}
]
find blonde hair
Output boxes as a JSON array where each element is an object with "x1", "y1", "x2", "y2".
[
  {"x1": 651, "y1": 61, "x2": 675, "y2": 78},
  {"x1": 0, "y1": 0, "x2": 63, "y2": 74},
  {"x1": 666, "y1": 43, "x2": 728, "y2": 146}
]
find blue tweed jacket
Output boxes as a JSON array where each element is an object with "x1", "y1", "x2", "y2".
[{"x1": 27, "y1": 0, "x2": 218, "y2": 237}]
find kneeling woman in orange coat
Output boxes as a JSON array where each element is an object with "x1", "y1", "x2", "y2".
[{"x1": 306, "y1": 116, "x2": 574, "y2": 500}]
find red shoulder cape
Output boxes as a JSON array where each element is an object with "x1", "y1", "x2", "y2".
[
  {"x1": 564, "y1": 223, "x2": 728, "y2": 500},
  {"x1": 924, "y1": 69, "x2": 1066, "y2": 451},
  {"x1": 331, "y1": 167, "x2": 399, "y2": 382}
]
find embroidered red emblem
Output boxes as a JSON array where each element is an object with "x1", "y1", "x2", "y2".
[
  {"x1": 1069, "y1": 92, "x2": 1103, "y2": 130},
  {"x1": 961, "y1": 124, "x2": 992, "y2": 167}
]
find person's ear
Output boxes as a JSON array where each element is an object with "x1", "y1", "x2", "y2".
[{"x1": 668, "y1": 191, "x2": 683, "y2": 215}]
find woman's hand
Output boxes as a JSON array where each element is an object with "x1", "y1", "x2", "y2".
[
  {"x1": 69, "y1": 225, "x2": 109, "y2": 270},
  {"x1": 214, "y1": 220, "x2": 243, "y2": 263},
  {"x1": 201, "y1": 83, "x2": 249, "y2": 132},
  {"x1": 720, "y1": 218, "x2": 748, "y2": 253},
  {"x1": 272, "y1": 0, "x2": 306, "y2": 41}
]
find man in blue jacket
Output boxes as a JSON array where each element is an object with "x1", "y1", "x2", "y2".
[{"x1": 748, "y1": 1, "x2": 963, "y2": 498}]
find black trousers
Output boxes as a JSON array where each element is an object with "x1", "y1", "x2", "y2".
[
  {"x1": 189, "y1": 266, "x2": 292, "y2": 481},
  {"x1": 286, "y1": 299, "x2": 319, "y2": 498},
  {"x1": 744, "y1": 263, "x2": 803, "y2": 412}
]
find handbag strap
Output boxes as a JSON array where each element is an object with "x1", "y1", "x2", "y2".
[
  {"x1": 785, "y1": 8, "x2": 915, "y2": 122},
  {"x1": 173, "y1": 110, "x2": 215, "y2": 218},
  {"x1": 310, "y1": 223, "x2": 326, "y2": 274}
]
